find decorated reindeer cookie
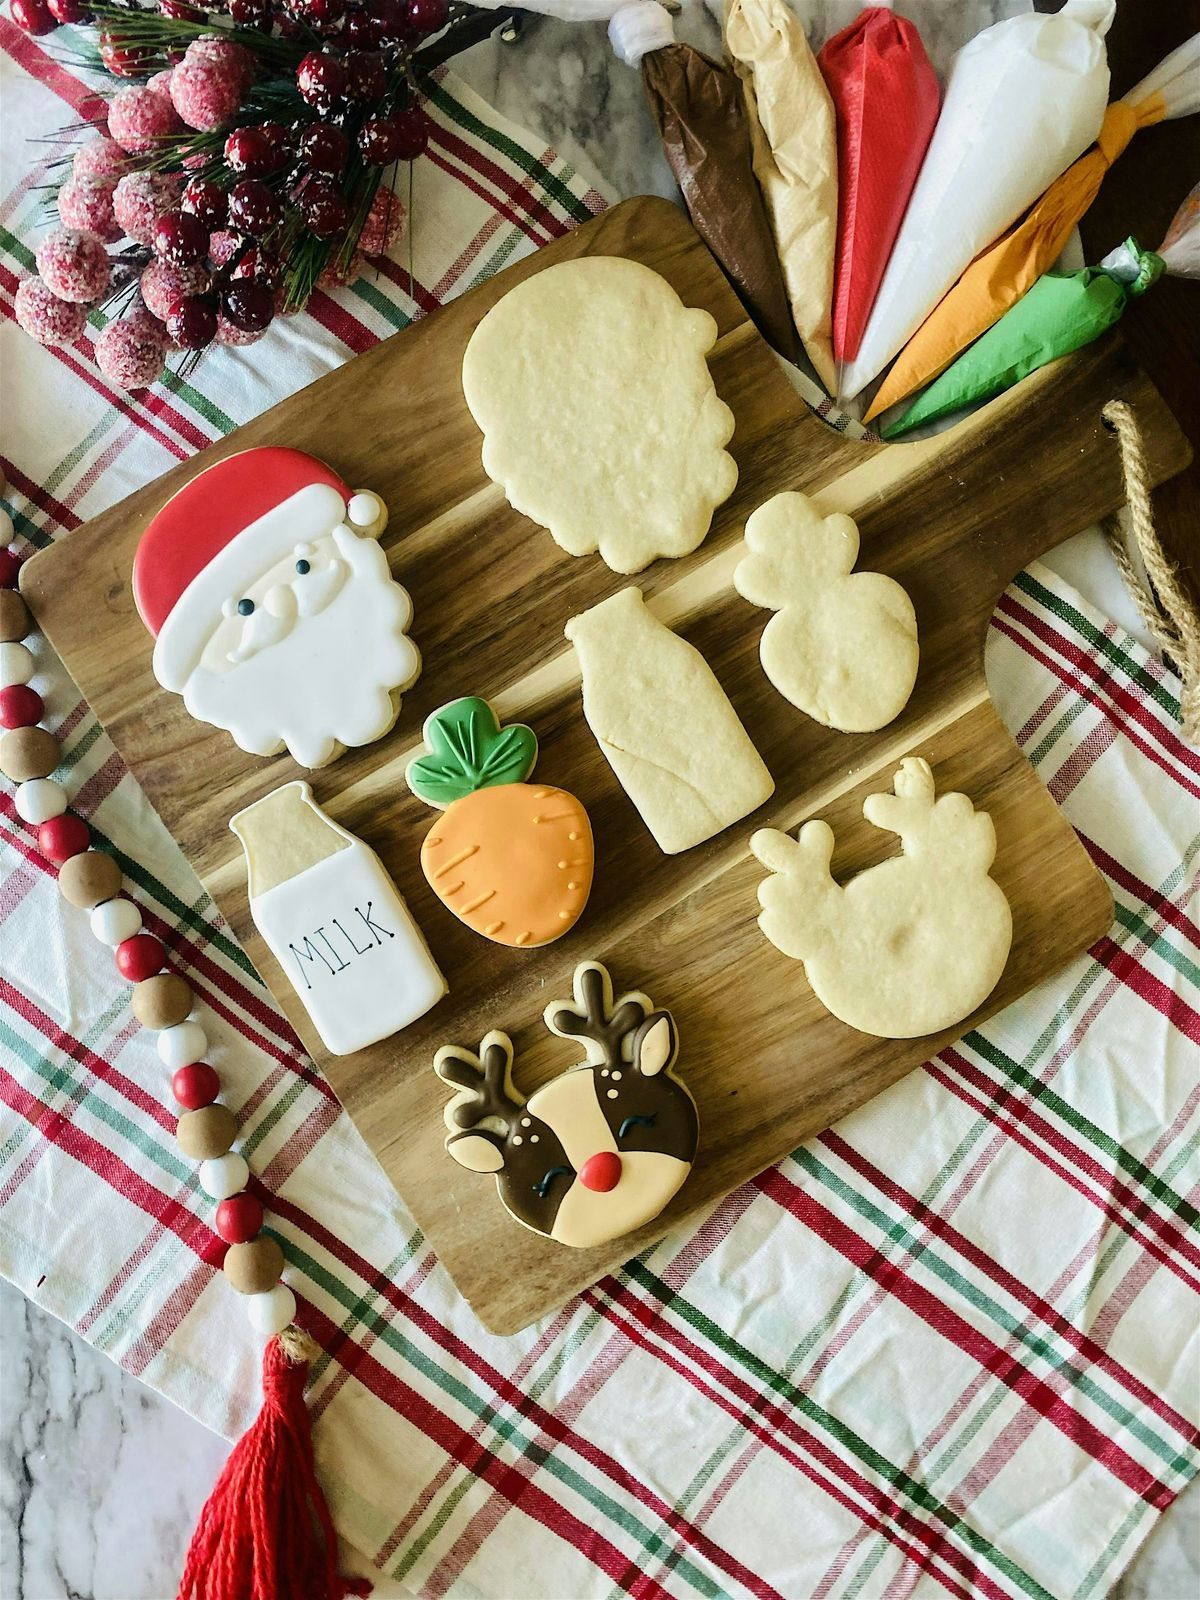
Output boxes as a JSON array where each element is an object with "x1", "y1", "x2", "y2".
[
  {"x1": 750, "y1": 757, "x2": 1012, "y2": 1039},
  {"x1": 132, "y1": 447, "x2": 419, "y2": 769},
  {"x1": 407, "y1": 697, "x2": 593, "y2": 948},
  {"x1": 734, "y1": 491, "x2": 918, "y2": 733},
  {"x1": 434, "y1": 961, "x2": 698, "y2": 1248}
]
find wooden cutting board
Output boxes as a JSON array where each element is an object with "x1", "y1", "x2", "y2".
[{"x1": 22, "y1": 197, "x2": 1191, "y2": 1334}]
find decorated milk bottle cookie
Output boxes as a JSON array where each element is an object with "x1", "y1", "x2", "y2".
[
  {"x1": 231, "y1": 781, "x2": 445, "y2": 1055},
  {"x1": 132, "y1": 447, "x2": 420, "y2": 769},
  {"x1": 406, "y1": 696, "x2": 593, "y2": 947}
]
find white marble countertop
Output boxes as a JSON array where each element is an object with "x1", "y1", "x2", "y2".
[{"x1": 2, "y1": 8, "x2": 1197, "y2": 1598}]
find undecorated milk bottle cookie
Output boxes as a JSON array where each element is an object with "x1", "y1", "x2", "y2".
[
  {"x1": 231, "y1": 780, "x2": 445, "y2": 1055},
  {"x1": 406, "y1": 696, "x2": 593, "y2": 947},
  {"x1": 133, "y1": 447, "x2": 420, "y2": 769},
  {"x1": 434, "y1": 960, "x2": 698, "y2": 1248}
]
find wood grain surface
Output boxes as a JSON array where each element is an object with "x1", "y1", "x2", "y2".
[{"x1": 21, "y1": 197, "x2": 1192, "y2": 1333}]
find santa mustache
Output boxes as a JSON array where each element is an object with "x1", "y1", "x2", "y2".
[{"x1": 224, "y1": 545, "x2": 347, "y2": 665}]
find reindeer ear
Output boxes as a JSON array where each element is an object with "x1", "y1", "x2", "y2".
[
  {"x1": 635, "y1": 1012, "x2": 678, "y2": 1077},
  {"x1": 446, "y1": 1131, "x2": 507, "y2": 1173}
]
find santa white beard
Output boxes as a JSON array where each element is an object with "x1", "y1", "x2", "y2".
[{"x1": 181, "y1": 529, "x2": 420, "y2": 769}]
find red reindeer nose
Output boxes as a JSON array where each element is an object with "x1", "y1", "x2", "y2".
[{"x1": 579, "y1": 1151, "x2": 622, "y2": 1192}]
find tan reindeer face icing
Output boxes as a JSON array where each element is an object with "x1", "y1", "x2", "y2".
[
  {"x1": 434, "y1": 962, "x2": 699, "y2": 1249},
  {"x1": 750, "y1": 757, "x2": 1012, "y2": 1038}
]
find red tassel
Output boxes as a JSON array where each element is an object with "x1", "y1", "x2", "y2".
[{"x1": 178, "y1": 1329, "x2": 371, "y2": 1600}]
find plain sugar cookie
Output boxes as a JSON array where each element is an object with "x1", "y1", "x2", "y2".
[
  {"x1": 750, "y1": 757, "x2": 1012, "y2": 1037},
  {"x1": 734, "y1": 491, "x2": 918, "y2": 732},
  {"x1": 462, "y1": 256, "x2": 737, "y2": 575}
]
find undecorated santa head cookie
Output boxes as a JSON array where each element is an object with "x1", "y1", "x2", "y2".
[{"x1": 132, "y1": 447, "x2": 419, "y2": 768}]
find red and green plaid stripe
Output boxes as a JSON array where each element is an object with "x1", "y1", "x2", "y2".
[{"x1": 2, "y1": 28, "x2": 1197, "y2": 1600}]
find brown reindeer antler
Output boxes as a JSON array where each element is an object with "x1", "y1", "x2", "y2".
[
  {"x1": 543, "y1": 962, "x2": 651, "y2": 1068},
  {"x1": 435, "y1": 1031, "x2": 525, "y2": 1134}
]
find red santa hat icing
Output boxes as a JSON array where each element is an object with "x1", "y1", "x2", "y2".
[{"x1": 133, "y1": 447, "x2": 352, "y2": 692}]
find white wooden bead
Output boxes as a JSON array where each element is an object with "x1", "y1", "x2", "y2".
[
  {"x1": 157, "y1": 1020, "x2": 207, "y2": 1068},
  {"x1": 247, "y1": 1283, "x2": 296, "y2": 1336},
  {"x1": 199, "y1": 1151, "x2": 249, "y2": 1200},
  {"x1": 13, "y1": 777, "x2": 67, "y2": 825},
  {"x1": 0, "y1": 642, "x2": 34, "y2": 688},
  {"x1": 90, "y1": 897, "x2": 142, "y2": 946}
]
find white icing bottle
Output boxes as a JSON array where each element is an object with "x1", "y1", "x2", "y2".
[{"x1": 230, "y1": 781, "x2": 446, "y2": 1055}]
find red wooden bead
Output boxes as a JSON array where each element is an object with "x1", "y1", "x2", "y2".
[
  {"x1": 215, "y1": 1191, "x2": 263, "y2": 1245},
  {"x1": 115, "y1": 932, "x2": 166, "y2": 982},
  {"x1": 172, "y1": 1060, "x2": 219, "y2": 1110},
  {"x1": 37, "y1": 812, "x2": 90, "y2": 864},
  {"x1": 0, "y1": 549, "x2": 20, "y2": 589},
  {"x1": 0, "y1": 684, "x2": 43, "y2": 728}
]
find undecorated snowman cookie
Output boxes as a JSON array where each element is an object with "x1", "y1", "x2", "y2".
[
  {"x1": 750, "y1": 757, "x2": 1012, "y2": 1037},
  {"x1": 734, "y1": 491, "x2": 918, "y2": 732},
  {"x1": 462, "y1": 256, "x2": 737, "y2": 575}
]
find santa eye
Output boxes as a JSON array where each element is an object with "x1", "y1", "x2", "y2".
[
  {"x1": 618, "y1": 1113, "x2": 656, "y2": 1140},
  {"x1": 532, "y1": 1165, "x2": 572, "y2": 1199},
  {"x1": 236, "y1": 598, "x2": 254, "y2": 616},
  {"x1": 295, "y1": 558, "x2": 311, "y2": 575}
]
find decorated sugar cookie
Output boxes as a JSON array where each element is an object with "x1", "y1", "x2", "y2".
[
  {"x1": 435, "y1": 961, "x2": 698, "y2": 1249},
  {"x1": 734, "y1": 491, "x2": 918, "y2": 733},
  {"x1": 230, "y1": 780, "x2": 445, "y2": 1055},
  {"x1": 462, "y1": 256, "x2": 737, "y2": 575},
  {"x1": 750, "y1": 757, "x2": 1012, "y2": 1038},
  {"x1": 133, "y1": 447, "x2": 420, "y2": 769},
  {"x1": 407, "y1": 697, "x2": 593, "y2": 947}
]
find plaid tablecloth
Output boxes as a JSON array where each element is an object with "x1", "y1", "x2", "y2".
[{"x1": 2, "y1": 21, "x2": 1199, "y2": 1600}]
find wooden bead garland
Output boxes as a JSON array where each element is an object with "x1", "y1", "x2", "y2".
[{"x1": 0, "y1": 535, "x2": 291, "y2": 1335}]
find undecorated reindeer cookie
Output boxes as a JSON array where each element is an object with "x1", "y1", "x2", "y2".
[
  {"x1": 750, "y1": 757, "x2": 1012, "y2": 1038},
  {"x1": 734, "y1": 491, "x2": 918, "y2": 732},
  {"x1": 434, "y1": 961, "x2": 699, "y2": 1249}
]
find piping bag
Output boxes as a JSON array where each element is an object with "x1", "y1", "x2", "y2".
[
  {"x1": 882, "y1": 220, "x2": 1196, "y2": 440},
  {"x1": 725, "y1": 0, "x2": 838, "y2": 392},
  {"x1": 817, "y1": 3, "x2": 940, "y2": 373},
  {"x1": 866, "y1": 30, "x2": 1200, "y2": 422},
  {"x1": 839, "y1": 0, "x2": 1115, "y2": 404},
  {"x1": 609, "y1": 2, "x2": 801, "y2": 362}
]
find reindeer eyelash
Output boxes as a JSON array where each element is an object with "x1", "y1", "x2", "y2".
[
  {"x1": 618, "y1": 1113, "x2": 657, "y2": 1140},
  {"x1": 532, "y1": 1165, "x2": 572, "y2": 1199}
]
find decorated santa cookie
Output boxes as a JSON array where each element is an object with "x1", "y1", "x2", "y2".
[
  {"x1": 132, "y1": 447, "x2": 419, "y2": 768},
  {"x1": 435, "y1": 960, "x2": 698, "y2": 1249},
  {"x1": 406, "y1": 696, "x2": 593, "y2": 947}
]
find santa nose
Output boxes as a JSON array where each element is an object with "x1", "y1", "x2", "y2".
[{"x1": 578, "y1": 1151, "x2": 622, "y2": 1192}]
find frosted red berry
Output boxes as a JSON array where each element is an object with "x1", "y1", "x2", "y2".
[
  {"x1": 342, "y1": 8, "x2": 382, "y2": 46},
  {"x1": 207, "y1": 229, "x2": 241, "y2": 268},
  {"x1": 141, "y1": 259, "x2": 211, "y2": 322},
  {"x1": 220, "y1": 277, "x2": 274, "y2": 331},
  {"x1": 297, "y1": 51, "x2": 348, "y2": 108},
  {"x1": 14, "y1": 276, "x2": 89, "y2": 346},
  {"x1": 229, "y1": 0, "x2": 270, "y2": 21},
  {"x1": 108, "y1": 84, "x2": 181, "y2": 155},
  {"x1": 73, "y1": 137, "x2": 128, "y2": 181},
  {"x1": 227, "y1": 179, "x2": 281, "y2": 237},
  {"x1": 153, "y1": 208, "x2": 209, "y2": 266},
  {"x1": 48, "y1": 0, "x2": 91, "y2": 23},
  {"x1": 58, "y1": 176, "x2": 121, "y2": 243},
  {"x1": 215, "y1": 1192, "x2": 263, "y2": 1244},
  {"x1": 11, "y1": 0, "x2": 56, "y2": 35},
  {"x1": 298, "y1": 122, "x2": 349, "y2": 175},
  {"x1": 291, "y1": 0, "x2": 344, "y2": 27},
  {"x1": 0, "y1": 686, "x2": 43, "y2": 729},
  {"x1": 388, "y1": 105, "x2": 429, "y2": 159},
  {"x1": 99, "y1": 27, "x2": 151, "y2": 77},
  {"x1": 39, "y1": 814, "x2": 91, "y2": 866},
  {"x1": 405, "y1": 0, "x2": 447, "y2": 35},
  {"x1": 113, "y1": 171, "x2": 181, "y2": 245},
  {"x1": 34, "y1": 229, "x2": 109, "y2": 303},
  {"x1": 95, "y1": 308, "x2": 167, "y2": 390},
  {"x1": 172, "y1": 1061, "x2": 220, "y2": 1110},
  {"x1": 225, "y1": 124, "x2": 286, "y2": 176},
  {"x1": 344, "y1": 50, "x2": 386, "y2": 104},
  {"x1": 160, "y1": 0, "x2": 204, "y2": 18},
  {"x1": 300, "y1": 178, "x2": 349, "y2": 238},
  {"x1": 115, "y1": 932, "x2": 166, "y2": 982},
  {"x1": 215, "y1": 312, "x2": 268, "y2": 346},
  {"x1": 165, "y1": 294, "x2": 217, "y2": 348},
  {"x1": 170, "y1": 55, "x2": 244, "y2": 132},
  {"x1": 358, "y1": 186, "x2": 405, "y2": 256},
  {"x1": 181, "y1": 176, "x2": 228, "y2": 229}
]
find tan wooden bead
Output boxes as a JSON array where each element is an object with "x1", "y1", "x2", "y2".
[
  {"x1": 131, "y1": 971, "x2": 193, "y2": 1029},
  {"x1": 223, "y1": 1236, "x2": 285, "y2": 1296},
  {"x1": 0, "y1": 590, "x2": 30, "y2": 643},
  {"x1": 176, "y1": 1103, "x2": 237, "y2": 1161},
  {"x1": 0, "y1": 725, "x2": 57, "y2": 782},
  {"x1": 58, "y1": 849, "x2": 123, "y2": 908}
]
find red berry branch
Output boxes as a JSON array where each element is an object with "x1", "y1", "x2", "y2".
[{"x1": 11, "y1": 0, "x2": 522, "y2": 387}]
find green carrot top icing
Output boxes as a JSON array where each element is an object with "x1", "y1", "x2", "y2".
[{"x1": 407, "y1": 697, "x2": 538, "y2": 808}]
